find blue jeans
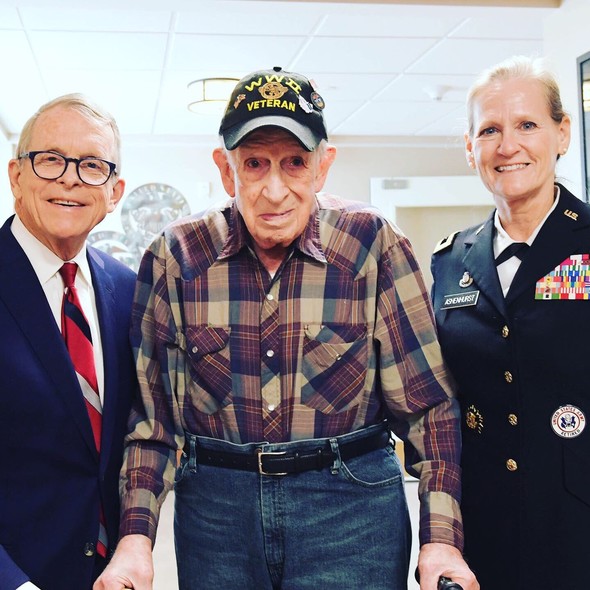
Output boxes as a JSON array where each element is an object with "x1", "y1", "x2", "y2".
[{"x1": 174, "y1": 425, "x2": 411, "y2": 590}]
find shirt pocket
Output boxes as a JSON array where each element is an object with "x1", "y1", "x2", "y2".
[
  {"x1": 185, "y1": 325, "x2": 232, "y2": 414},
  {"x1": 301, "y1": 323, "x2": 368, "y2": 414}
]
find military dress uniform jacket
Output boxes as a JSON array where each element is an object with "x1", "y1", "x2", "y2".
[{"x1": 431, "y1": 184, "x2": 590, "y2": 590}]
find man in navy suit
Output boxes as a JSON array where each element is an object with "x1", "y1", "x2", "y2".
[{"x1": 0, "y1": 94, "x2": 137, "y2": 590}]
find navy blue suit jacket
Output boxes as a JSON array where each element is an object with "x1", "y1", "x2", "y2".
[{"x1": 0, "y1": 216, "x2": 137, "y2": 590}]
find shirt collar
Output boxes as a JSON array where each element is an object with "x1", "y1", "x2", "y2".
[
  {"x1": 11, "y1": 214, "x2": 92, "y2": 287},
  {"x1": 493, "y1": 184, "x2": 561, "y2": 256},
  {"x1": 218, "y1": 198, "x2": 328, "y2": 264}
]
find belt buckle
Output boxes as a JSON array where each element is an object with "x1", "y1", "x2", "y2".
[{"x1": 256, "y1": 448, "x2": 288, "y2": 476}]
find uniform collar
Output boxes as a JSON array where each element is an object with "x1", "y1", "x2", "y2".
[{"x1": 493, "y1": 184, "x2": 561, "y2": 258}]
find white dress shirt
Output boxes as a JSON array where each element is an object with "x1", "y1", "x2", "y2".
[
  {"x1": 494, "y1": 185, "x2": 560, "y2": 297},
  {"x1": 10, "y1": 214, "x2": 105, "y2": 403}
]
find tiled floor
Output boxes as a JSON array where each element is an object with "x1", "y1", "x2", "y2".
[{"x1": 152, "y1": 480, "x2": 420, "y2": 590}]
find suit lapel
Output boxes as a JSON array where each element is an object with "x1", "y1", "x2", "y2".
[
  {"x1": 462, "y1": 215, "x2": 508, "y2": 317},
  {"x1": 87, "y1": 247, "x2": 118, "y2": 467},
  {"x1": 0, "y1": 219, "x2": 98, "y2": 456}
]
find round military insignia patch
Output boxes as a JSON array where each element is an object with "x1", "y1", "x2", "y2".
[
  {"x1": 465, "y1": 405, "x2": 483, "y2": 434},
  {"x1": 310, "y1": 91, "x2": 325, "y2": 110},
  {"x1": 551, "y1": 405, "x2": 586, "y2": 438}
]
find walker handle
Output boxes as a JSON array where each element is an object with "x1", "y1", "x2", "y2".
[{"x1": 438, "y1": 576, "x2": 463, "y2": 590}]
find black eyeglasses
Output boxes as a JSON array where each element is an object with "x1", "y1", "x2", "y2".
[{"x1": 19, "y1": 150, "x2": 117, "y2": 186}]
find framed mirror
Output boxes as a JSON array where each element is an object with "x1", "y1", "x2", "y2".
[{"x1": 577, "y1": 51, "x2": 590, "y2": 201}]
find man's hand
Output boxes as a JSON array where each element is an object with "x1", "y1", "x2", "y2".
[
  {"x1": 93, "y1": 534, "x2": 153, "y2": 590},
  {"x1": 417, "y1": 542, "x2": 479, "y2": 590}
]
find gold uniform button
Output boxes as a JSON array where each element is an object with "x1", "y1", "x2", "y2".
[
  {"x1": 501, "y1": 325, "x2": 510, "y2": 338},
  {"x1": 508, "y1": 414, "x2": 518, "y2": 426},
  {"x1": 506, "y1": 459, "x2": 518, "y2": 471},
  {"x1": 504, "y1": 371, "x2": 513, "y2": 383}
]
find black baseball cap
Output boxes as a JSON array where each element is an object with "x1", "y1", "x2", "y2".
[{"x1": 219, "y1": 66, "x2": 328, "y2": 151}]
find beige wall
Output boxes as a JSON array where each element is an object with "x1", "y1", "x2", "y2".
[
  {"x1": 325, "y1": 142, "x2": 469, "y2": 203},
  {"x1": 397, "y1": 204, "x2": 494, "y2": 287}
]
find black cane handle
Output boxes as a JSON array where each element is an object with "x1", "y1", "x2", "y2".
[{"x1": 438, "y1": 576, "x2": 463, "y2": 590}]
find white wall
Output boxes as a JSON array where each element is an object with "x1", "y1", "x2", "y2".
[
  {"x1": 545, "y1": 0, "x2": 590, "y2": 201},
  {"x1": 0, "y1": 135, "x2": 14, "y2": 222}
]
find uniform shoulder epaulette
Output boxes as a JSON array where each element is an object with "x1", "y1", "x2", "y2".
[{"x1": 433, "y1": 230, "x2": 459, "y2": 254}]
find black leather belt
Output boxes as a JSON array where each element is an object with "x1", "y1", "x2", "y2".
[{"x1": 191, "y1": 427, "x2": 391, "y2": 476}]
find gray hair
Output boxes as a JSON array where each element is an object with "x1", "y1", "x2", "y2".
[{"x1": 16, "y1": 93, "x2": 122, "y2": 172}]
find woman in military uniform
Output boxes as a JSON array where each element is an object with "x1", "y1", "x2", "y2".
[{"x1": 431, "y1": 55, "x2": 590, "y2": 589}]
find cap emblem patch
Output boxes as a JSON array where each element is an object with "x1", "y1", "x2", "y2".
[{"x1": 259, "y1": 81, "x2": 288, "y2": 100}]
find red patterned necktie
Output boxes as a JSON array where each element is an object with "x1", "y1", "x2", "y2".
[{"x1": 59, "y1": 262, "x2": 108, "y2": 558}]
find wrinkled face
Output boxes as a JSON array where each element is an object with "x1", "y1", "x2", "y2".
[
  {"x1": 213, "y1": 128, "x2": 335, "y2": 261},
  {"x1": 8, "y1": 105, "x2": 124, "y2": 259},
  {"x1": 465, "y1": 78, "x2": 570, "y2": 206}
]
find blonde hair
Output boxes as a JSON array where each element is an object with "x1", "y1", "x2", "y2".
[{"x1": 466, "y1": 55, "x2": 567, "y2": 139}]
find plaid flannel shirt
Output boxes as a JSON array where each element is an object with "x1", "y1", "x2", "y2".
[{"x1": 120, "y1": 193, "x2": 463, "y2": 550}]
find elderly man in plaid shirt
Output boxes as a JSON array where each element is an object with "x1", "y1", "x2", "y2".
[{"x1": 96, "y1": 67, "x2": 478, "y2": 590}]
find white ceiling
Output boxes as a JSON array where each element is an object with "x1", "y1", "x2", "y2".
[{"x1": 0, "y1": 0, "x2": 556, "y2": 146}]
